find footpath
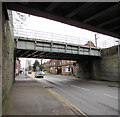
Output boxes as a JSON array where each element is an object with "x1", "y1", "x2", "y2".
[{"x1": 3, "y1": 74, "x2": 79, "y2": 116}]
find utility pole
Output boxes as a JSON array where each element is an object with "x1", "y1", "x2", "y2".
[
  {"x1": 41, "y1": 59, "x2": 43, "y2": 71},
  {"x1": 95, "y1": 33, "x2": 100, "y2": 47},
  {"x1": 95, "y1": 34, "x2": 97, "y2": 47},
  {"x1": 41, "y1": 59, "x2": 43, "y2": 65}
]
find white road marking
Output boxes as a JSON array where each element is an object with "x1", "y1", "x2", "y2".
[
  {"x1": 71, "y1": 85, "x2": 90, "y2": 91},
  {"x1": 104, "y1": 94, "x2": 120, "y2": 99}
]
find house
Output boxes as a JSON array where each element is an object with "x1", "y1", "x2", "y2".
[
  {"x1": 85, "y1": 41, "x2": 95, "y2": 47},
  {"x1": 15, "y1": 58, "x2": 21, "y2": 76},
  {"x1": 43, "y1": 60, "x2": 76, "y2": 75}
]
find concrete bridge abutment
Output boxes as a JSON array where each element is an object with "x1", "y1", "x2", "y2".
[
  {"x1": 1, "y1": 3, "x2": 15, "y2": 115},
  {"x1": 91, "y1": 54, "x2": 118, "y2": 82},
  {"x1": 76, "y1": 46, "x2": 119, "y2": 82}
]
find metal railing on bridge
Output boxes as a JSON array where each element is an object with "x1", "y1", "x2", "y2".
[
  {"x1": 14, "y1": 28, "x2": 83, "y2": 45},
  {"x1": 14, "y1": 28, "x2": 119, "y2": 49}
]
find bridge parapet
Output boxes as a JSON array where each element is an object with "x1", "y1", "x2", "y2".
[{"x1": 15, "y1": 36, "x2": 101, "y2": 58}]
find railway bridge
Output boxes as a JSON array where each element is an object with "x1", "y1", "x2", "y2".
[
  {"x1": 15, "y1": 36, "x2": 101, "y2": 60},
  {"x1": 1, "y1": 2, "x2": 120, "y2": 116}
]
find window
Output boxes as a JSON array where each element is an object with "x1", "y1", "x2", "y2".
[
  {"x1": 68, "y1": 67, "x2": 71, "y2": 72},
  {"x1": 65, "y1": 66, "x2": 71, "y2": 72}
]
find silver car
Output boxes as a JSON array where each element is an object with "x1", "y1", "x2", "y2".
[{"x1": 35, "y1": 71, "x2": 45, "y2": 78}]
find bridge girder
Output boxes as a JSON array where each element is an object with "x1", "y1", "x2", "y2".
[{"x1": 15, "y1": 37, "x2": 101, "y2": 60}]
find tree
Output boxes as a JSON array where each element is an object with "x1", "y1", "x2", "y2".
[
  {"x1": 32, "y1": 60, "x2": 42, "y2": 72},
  {"x1": 12, "y1": 11, "x2": 27, "y2": 29},
  {"x1": 12, "y1": 11, "x2": 29, "y2": 35}
]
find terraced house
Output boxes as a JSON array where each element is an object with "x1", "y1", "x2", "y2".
[{"x1": 43, "y1": 60, "x2": 76, "y2": 75}]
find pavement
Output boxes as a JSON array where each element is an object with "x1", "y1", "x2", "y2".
[{"x1": 3, "y1": 74, "x2": 84, "y2": 116}]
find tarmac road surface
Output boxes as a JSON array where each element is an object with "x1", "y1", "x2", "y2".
[{"x1": 32, "y1": 74, "x2": 119, "y2": 116}]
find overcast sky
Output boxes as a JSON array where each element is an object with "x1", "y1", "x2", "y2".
[{"x1": 12, "y1": 11, "x2": 118, "y2": 69}]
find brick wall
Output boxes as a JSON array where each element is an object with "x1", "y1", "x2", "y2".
[
  {"x1": 61, "y1": 61, "x2": 76, "y2": 75},
  {"x1": 43, "y1": 61, "x2": 50, "y2": 72},
  {"x1": 43, "y1": 60, "x2": 76, "y2": 75}
]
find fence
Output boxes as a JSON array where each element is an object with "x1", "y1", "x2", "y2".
[{"x1": 14, "y1": 28, "x2": 119, "y2": 49}]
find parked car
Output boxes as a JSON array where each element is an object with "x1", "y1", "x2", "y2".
[
  {"x1": 28, "y1": 70, "x2": 32, "y2": 74},
  {"x1": 35, "y1": 71, "x2": 45, "y2": 78}
]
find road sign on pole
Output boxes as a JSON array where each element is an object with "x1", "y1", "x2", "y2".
[{"x1": 36, "y1": 66, "x2": 39, "y2": 71}]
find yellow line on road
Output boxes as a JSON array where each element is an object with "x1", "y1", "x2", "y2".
[{"x1": 48, "y1": 88, "x2": 87, "y2": 117}]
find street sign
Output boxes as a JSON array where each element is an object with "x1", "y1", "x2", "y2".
[{"x1": 36, "y1": 66, "x2": 39, "y2": 71}]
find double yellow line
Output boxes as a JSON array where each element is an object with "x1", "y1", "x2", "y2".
[{"x1": 47, "y1": 88, "x2": 88, "y2": 117}]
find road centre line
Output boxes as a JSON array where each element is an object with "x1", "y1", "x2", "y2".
[
  {"x1": 71, "y1": 85, "x2": 90, "y2": 91},
  {"x1": 71, "y1": 85, "x2": 119, "y2": 99},
  {"x1": 43, "y1": 79, "x2": 103, "y2": 113},
  {"x1": 104, "y1": 94, "x2": 120, "y2": 100}
]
